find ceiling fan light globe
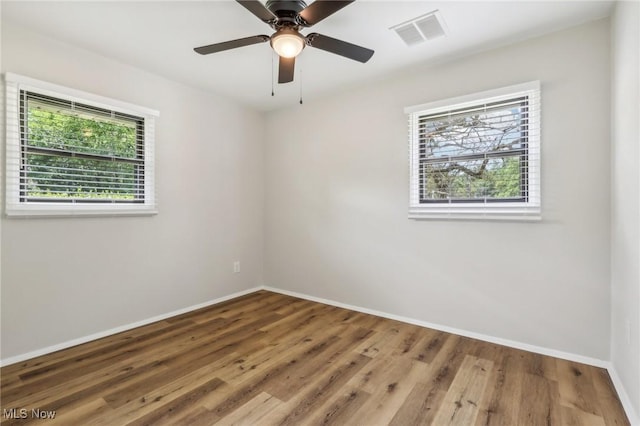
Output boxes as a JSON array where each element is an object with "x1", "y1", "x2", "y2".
[{"x1": 271, "y1": 32, "x2": 305, "y2": 58}]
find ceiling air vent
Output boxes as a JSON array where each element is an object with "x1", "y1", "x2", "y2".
[{"x1": 391, "y1": 10, "x2": 447, "y2": 46}]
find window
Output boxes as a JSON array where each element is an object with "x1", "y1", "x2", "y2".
[
  {"x1": 405, "y1": 81, "x2": 540, "y2": 220},
  {"x1": 5, "y1": 73, "x2": 159, "y2": 216}
]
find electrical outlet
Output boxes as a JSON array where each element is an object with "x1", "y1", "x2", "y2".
[{"x1": 233, "y1": 261, "x2": 240, "y2": 273}]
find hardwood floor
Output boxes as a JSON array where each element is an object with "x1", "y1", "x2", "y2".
[{"x1": 0, "y1": 291, "x2": 630, "y2": 425}]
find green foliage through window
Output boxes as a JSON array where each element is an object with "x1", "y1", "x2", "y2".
[{"x1": 21, "y1": 92, "x2": 144, "y2": 203}]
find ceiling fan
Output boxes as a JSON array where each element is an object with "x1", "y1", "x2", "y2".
[{"x1": 194, "y1": 0, "x2": 374, "y2": 84}]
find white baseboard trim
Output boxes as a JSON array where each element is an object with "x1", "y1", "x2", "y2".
[
  {"x1": 607, "y1": 364, "x2": 640, "y2": 426},
  {"x1": 0, "y1": 286, "x2": 262, "y2": 367},
  {"x1": 263, "y1": 286, "x2": 609, "y2": 368}
]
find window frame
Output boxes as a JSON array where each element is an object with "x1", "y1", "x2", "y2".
[
  {"x1": 405, "y1": 81, "x2": 541, "y2": 221},
  {"x1": 4, "y1": 73, "x2": 159, "y2": 217}
]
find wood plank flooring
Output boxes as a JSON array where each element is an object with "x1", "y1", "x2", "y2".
[{"x1": 0, "y1": 291, "x2": 630, "y2": 425}]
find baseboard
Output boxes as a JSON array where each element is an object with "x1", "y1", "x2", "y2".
[
  {"x1": 0, "y1": 286, "x2": 262, "y2": 367},
  {"x1": 607, "y1": 364, "x2": 640, "y2": 426},
  {"x1": 263, "y1": 286, "x2": 610, "y2": 368}
]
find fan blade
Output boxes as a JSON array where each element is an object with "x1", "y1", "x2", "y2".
[
  {"x1": 298, "y1": 0, "x2": 354, "y2": 26},
  {"x1": 194, "y1": 35, "x2": 269, "y2": 55},
  {"x1": 306, "y1": 33, "x2": 374, "y2": 63},
  {"x1": 278, "y1": 56, "x2": 295, "y2": 84},
  {"x1": 236, "y1": 0, "x2": 276, "y2": 23}
]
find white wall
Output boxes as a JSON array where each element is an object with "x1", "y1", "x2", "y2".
[
  {"x1": 265, "y1": 19, "x2": 612, "y2": 360},
  {"x1": 0, "y1": 22, "x2": 264, "y2": 360},
  {"x1": 611, "y1": 0, "x2": 640, "y2": 419}
]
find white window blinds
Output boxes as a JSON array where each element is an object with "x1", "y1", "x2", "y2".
[
  {"x1": 5, "y1": 73, "x2": 159, "y2": 217},
  {"x1": 405, "y1": 81, "x2": 541, "y2": 220}
]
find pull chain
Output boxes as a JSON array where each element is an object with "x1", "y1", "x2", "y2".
[
  {"x1": 271, "y1": 52, "x2": 275, "y2": 97},
  {"x1": 299, "y1": 60, "x2": 303, "y2": 105}
]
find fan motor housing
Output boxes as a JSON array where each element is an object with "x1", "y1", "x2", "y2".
[{"x1": 266, "y1": 0, "x2": 307, "y2": 24}]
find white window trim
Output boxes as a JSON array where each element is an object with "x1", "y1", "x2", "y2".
[
  {"x1": 4, "y1": 72, "x2": 159, "y2": 217},
  {"x1": 405, "y1": 81, "x2": 541, "y2": 221}
]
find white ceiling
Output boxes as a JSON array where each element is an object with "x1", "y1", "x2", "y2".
[{"x1": 1, "y1": 0, "x2": 613, "y2": 111}]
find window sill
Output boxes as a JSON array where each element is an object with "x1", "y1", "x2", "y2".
[
  {"x1": 6, "y1": 204, "x2": 158, "y2": 218},
  {"x1": 409, "y1": 204, "x2": 541, "y2": 222}
]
